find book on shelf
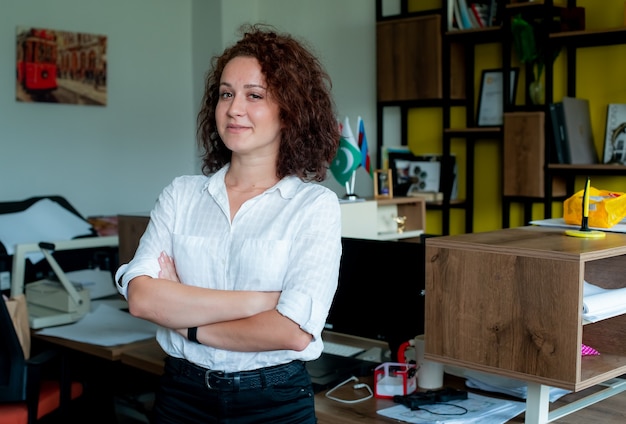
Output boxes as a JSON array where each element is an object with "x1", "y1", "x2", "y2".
[
  {"x1": 548, "y1": 102, "x2": 570, "y2": 164},
  {"x1": 602, "y1": 103, "x2": 626, "y2": 164},
  {"x1": 467, "y1": 3, "x2": 480, "y2": 28},
  {"x1": 456, "y1": 0, "x2": 474, "y2": 29},
  {"x1": 561, "y1": 97, "x2": 599, "y2": 164},
  {"x1": 470, "y1": 3, "x2": 486, "y2": 28},
  {"x1": 447, "y1": 0, "x2": 456, "y2": 30},
  {"x1": 452, "y1": 0, "x2": 465, "y2": 30}
]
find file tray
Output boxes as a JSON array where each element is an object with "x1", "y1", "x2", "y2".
[{"x1": 374, "y1": 362, "x2": 417, "y2": 399}]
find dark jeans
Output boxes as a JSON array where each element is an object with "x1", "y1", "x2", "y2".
[{"x1": 152, "y1": 357, "x2": 317, "y2": 424}]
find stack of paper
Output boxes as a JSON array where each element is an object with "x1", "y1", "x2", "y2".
[
  {"x1": 583, "y1": 281, "x2": 626, "y2": 323},
  {"x1": 38, "y1": 304, "x2": 158, "y2": 346}
]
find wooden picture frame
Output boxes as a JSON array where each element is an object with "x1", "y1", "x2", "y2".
[
  {"x1": 603, "y1": 103, "x2": 626, "y2": 164},
  {"x1": 476, "y1": 68, "x2": 519, "y2": 127},
  {"x1": 373, "y1": 169, "x2": 393, "y2": 199}
]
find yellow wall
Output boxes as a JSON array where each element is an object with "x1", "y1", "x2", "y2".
[{"x1": 408, "y1": 0, "x2": 626, "y2": 234}]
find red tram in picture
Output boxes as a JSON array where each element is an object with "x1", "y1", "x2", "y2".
[{"x1": 16, "y1": 28, "x2": 58, "y2": 92}]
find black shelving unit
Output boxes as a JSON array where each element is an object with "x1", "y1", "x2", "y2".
[
  {"x1": 376, "y1": 0, "x2": 507, "y2": 235},
  {"x1": 502, "y1": 0, "x2": 626, "y2": 226},
  {"x1": 440, "y1": 4, "x2": 505, "y2": 235}
]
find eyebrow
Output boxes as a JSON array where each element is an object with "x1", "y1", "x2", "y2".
[{"x1": 220, "y1": 82, "x2": 267, "y2": 90}]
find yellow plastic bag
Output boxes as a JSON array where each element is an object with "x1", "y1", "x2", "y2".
[{"x1": 563, "y1": 187, "x2": 626, "y2": 228}]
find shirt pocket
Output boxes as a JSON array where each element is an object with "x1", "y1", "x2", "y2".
[{"x1": 233, "y1": 239, "x2": 290, "y2": 291}]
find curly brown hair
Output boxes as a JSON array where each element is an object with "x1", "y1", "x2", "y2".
[{"x1": 196, "y1": 23, "x2": 339, "y2": 182}]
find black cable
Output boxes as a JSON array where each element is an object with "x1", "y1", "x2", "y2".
[{"x1": 416, "y1": 402, "x2": 468, "y2": 416}]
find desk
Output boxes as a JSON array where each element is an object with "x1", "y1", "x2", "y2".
[{"x1": 35, "y1": 328, "x2": 626, "y2": 423}]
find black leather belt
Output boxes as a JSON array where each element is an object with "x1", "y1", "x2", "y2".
[{"x1": 167, "y1": 357, "x2": 304, "y2": 392}]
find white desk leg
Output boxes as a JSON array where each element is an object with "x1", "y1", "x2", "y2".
[{"x1": 525, "y1": 382, "x2": 550, "y2": 424}]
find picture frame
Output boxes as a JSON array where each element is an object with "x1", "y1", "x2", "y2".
[
  {"x1": 476, "y1": 68, "x2": 519, "y2": 127},
  {"x1": 373, "y1": 169, "x2": 393, "y2": 199},
  {"x1": 603, "y1": 103, "x2": 626, "y2": 164},
  {"x1": 387, "y1": 151, "x2": 456, "y2": 199}
]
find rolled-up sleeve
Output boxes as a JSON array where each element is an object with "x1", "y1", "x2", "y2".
[{"x1": 275, "y1": 190, "x2": 342, "y2": 341}]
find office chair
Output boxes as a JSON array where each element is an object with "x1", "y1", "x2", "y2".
[{"x1": 0, "y1": 299, "x2": 83, "y2": 424}]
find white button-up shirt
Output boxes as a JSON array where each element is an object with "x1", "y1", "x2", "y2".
[{"x1": 116, "y1": 166, "x2": 342, "y2": 372}]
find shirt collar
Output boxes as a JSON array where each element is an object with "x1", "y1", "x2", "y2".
[{"x1": 204, "y1": 164, "x2": 301, "y2": 199}]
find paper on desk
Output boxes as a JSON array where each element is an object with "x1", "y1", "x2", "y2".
[
  {"x1": 66, "y1": 268, "x2": 117, "y2": 299},
  {"x1": 583, "y1": 281, "x2": 626, "y2": 323},
  {"x1": 37, "y1": 304, "x2": 158, "y2": 346},
  {"x1": 530, "y1": 217, "x2": 626, "y2": 233},
  {"x1": 377, "y1": 392, "x2": 525, "y2": 424}
]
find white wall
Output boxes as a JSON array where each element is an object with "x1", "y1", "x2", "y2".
[
  {"x1": 1, "y1": 0, "x2": 376, "y2": 218},
  {"x1": 246, "y1": 0, "x2": 377, "y2": 198}
]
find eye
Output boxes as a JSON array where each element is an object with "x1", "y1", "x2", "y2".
[
  {"x1": 248, "y1": 92, "x2": 263, "y2": 100},
  {"x1": 219, "y1": 91, "x2": 232, "y2": 99}
]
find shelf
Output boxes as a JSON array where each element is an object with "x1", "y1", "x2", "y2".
[
  {"x1": 376, "y1": 229, "x2": 424, "y2": 241},
  {"x1": 445, "y1": 26, "x2": 504, "y2": 43},
  {"x1": 548, "y1": 164, "x2": 626, "y2": 176},
  {"x1": 549, "y1": 26, "x2": 626, "y2": 48},
  {"x1": 444, "y1": 127, "x2": 502, "y2": 137}
]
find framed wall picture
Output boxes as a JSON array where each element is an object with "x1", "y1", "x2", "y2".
[
  {"x1": 16, "y1": 26, "x2": 108, "y2": 106},
  {"x1": 374, "y1": 169, "x2": 393, "y2": 199},
  {"x1": 476, "y1": 68, "x2": 519, "y2": 127}
]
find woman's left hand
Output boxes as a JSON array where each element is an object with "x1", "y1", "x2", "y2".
[{"x1": 158, "y1": 251, "x2": 180, "y2": 283}]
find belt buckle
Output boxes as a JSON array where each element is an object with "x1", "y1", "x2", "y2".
[{"x1": 205, "y1": 370, "x2": 225, "y2": 389}]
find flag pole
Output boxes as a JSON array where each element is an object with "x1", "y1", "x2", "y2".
[
  {"x1": 350, "y1": 171, "x2": 356, "y2": 196},
  {"x1": 342, "y1": 171, "x2": 358, "y2": 201}
]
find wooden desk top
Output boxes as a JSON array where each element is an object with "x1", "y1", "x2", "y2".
[
  {"x1": 314, "y1": 374, "x2": 398, "y2": 424},
  {"x1": 33, "y1": 332, "x2": 158, "y2": 362},
  {"x1": 120, "y1": 338, "x2": 166, "y2": 375}
]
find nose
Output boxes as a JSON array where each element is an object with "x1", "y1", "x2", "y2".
[{"x1": 227, "y1": 94, "x2": 245, "y2": 117}]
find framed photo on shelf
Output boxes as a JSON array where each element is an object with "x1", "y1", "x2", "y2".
[
  {"x1": 373, "y1": 169, "x2": 393, "y2": 199},
  {"x1": 476, "y1": 68, "x2": 519, "y2": 127},
  {"x1": 387, "y1": 150, "x2": 456, "y2": 199},
  {"x1": 603, "y1": 103, "x2": 626, "y2": 164}
]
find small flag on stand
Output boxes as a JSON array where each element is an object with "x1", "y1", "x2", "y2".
[
  {"x1": 330, "y1": 117, "x2": 362, "y2": 194},
  {"x1": 357, "y1": 116, "x2": 373, "y2": 178}
]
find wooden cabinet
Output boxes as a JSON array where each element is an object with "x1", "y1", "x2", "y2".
[
  {"x1": 117, "y1": 213, "x2": 149, "y2": 264},
  {"x1": 376, "y1": 14, "x2": 465, "y2": 102},
  {"x1": 503, "y1": 111, "x2": 566, "y2": 198},
  {"x1": 340, "y1": 197, "x2": 425, "y2": 241},
  {"x1": 424, "y1": 226, "x2": 626, "y2": 421}
]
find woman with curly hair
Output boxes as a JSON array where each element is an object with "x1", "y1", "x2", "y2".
[{"x1": 115, "y1": 23, "x2": 342, "y2": 423}]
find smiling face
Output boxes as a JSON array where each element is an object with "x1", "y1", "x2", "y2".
[{"x1": 216, "y1": 56, "x2": 282, "y2": 159}]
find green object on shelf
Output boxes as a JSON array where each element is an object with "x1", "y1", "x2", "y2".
[
  {"x1": 511, "y1": 14, "x2": 560, "y2": 84},
  {"x1": 511, "y1": 14, "x2": 537, "y2": 64}
]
